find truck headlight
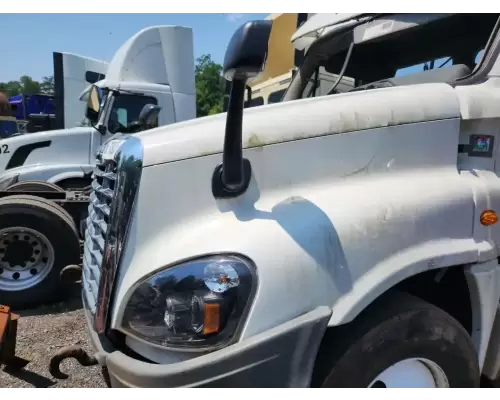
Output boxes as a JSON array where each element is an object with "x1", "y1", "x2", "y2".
[{"x1": 120, "y1": 255, "x2": 256, "y2": 351}]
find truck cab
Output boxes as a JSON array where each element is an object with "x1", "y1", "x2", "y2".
[
  {"x1": 0, "y1": 25, "x2": 195, "y2": 191},
  {"x1": 69, "y1": 13, "x2": 500, "y2": 388}
]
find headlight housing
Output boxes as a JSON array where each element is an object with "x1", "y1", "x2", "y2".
[{"x1": 120, "y1": 254, "x2": 256, "y2": 351}]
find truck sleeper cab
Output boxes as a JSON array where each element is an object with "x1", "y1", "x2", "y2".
[{"x1": 65, "y1": 13, "x2": 500, "y2": 387}]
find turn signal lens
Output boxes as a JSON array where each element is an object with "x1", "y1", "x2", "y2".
[{"x1": 481, "y1": 210, "x2": 498, "y2": 226}]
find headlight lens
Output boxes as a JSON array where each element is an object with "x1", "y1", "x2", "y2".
[{"x1": 120, "y1": 255, "x2": 256, "y2": 350}]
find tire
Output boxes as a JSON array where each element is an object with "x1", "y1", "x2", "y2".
[
  {"x1": 0, "y1": 195, "x2": 81, "y2": 310},
  {"x1": 6, "y1": 180, "x2": 65, "y2": 192},
  {"x1": 315, "y1": 292, "x2": 479, "y2": 388},
  {"x1": 8, "y1": 178, "x2": 91, "y2": 239}
]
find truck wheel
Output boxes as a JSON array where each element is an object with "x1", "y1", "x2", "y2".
[
  {"x1": 6, "y1": 180, "x2": 65, "y2": 192},
  {"x1": 0, "y1": 195, "x2": 81, "y2": 310},
  {"x1": 316, "y1": 292, "x2": 479, "y2": 388}
]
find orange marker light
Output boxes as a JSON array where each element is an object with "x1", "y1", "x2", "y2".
[
  {"x1": 481, "y1": 210, "x2": 498, "y2": 226},
  {"x1": 202, "y1": 303, "x2": 220, "y2": 335}
]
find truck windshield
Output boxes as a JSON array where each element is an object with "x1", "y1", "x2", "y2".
[
  {"x1": 291, "y1": 14, "x2": 498, "y2": 101},
  {"x1": 107, "y1": 92, "x2": 158, "y2": 134}
]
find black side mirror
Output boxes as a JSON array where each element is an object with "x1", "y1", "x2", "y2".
[
  {"x1": 127, "y1": 104, "x2": 162, "y2": 133},
  {"x1": 138, "y1": 104, "x2": 162, "y2": 125},
  {"x1": 212, "y1": 19, "x2": 272, "y2": 199}
]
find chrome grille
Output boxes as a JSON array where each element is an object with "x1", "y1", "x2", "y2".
[
  {"x1": 82, "y1": 157, "x2": 117, "y2": 314},
  {"x1": 81, "y1": 136, "x2": 143, "y2": 333}
]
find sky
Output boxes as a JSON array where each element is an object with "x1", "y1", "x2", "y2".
[{"x1": 0, "y1": 13, "x2": 268, "y2": 83}]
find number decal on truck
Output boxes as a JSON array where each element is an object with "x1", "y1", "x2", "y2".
[
  {"x1": 5, "y1": 141, "x2": 52, "y2": 170},
  {"x1": 0, "y1": 144, "x2": 9, "y2": 154}
]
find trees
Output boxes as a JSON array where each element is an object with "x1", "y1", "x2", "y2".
[
  {"x1": 40, "y1": 76, "x2": 55, "y2": 96},
  {"x1": 195, "y1": 54, "x2": 226, "y2": 117},
  {"x1": 0, "y1": 75, "x2": 53, "y2": 97},
  {"x1": 0, "y1": 81, "x2": 23, "y2": 97},
  {"x1": 19, "y1": 75, "x2": 41, "y2": 95}
]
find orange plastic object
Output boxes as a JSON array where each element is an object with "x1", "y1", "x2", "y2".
[
  {"x1": 202, "y1": 303, "x2": 220, "y2": 335},
  {"x1": 481, "y1": 210, "x2": 498, "y2": 226}
]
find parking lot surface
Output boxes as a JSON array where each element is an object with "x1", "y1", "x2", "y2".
[{"x1": 0, "y1": 286, "x2": 106, "y2": 388}]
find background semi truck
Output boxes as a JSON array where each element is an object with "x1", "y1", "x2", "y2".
[
  {"x1": 223, "y1": 13, "x2": 352, "y2": 109},
  {"x1": 224, "y1": 13, "x2": 309, "y2": 110},
  {"x1": 0, "y1": 24, "x2": 196, "y2": 310},
  {"x1": 8, "y1": 93, "x2": 55, "y2": 134},
  {"x1": 0, "y1": 52, "x2": 108, "y2": 137},
  {"x1": 60, "y1": 13, "x2": 500, "y2": 388}
]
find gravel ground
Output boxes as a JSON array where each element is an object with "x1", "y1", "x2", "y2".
[
  {"x1": 1, "y1": 285, "x2": 499, "y2": 388},
  {"x1": 0, "y1": 285, "x2": 106, "y2": 388}
]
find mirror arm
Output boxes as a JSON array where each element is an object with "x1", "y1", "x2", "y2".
[
  {"x1": 212, "y1": 19, "x2": 272, "y2": 199},
  {"x1": 96, "y1": 125, "x2": 107, "y2": 135},
  {"x1": 212, "y1": 77, "x2": 252, "y2": 198}
]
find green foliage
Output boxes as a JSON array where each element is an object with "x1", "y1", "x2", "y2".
[
  {"x1": 19, "y1": 75, "x2": 41, "y2": 94},
  {"x1": 0, "y1": 81, "x2": 22, "y2": 97},
  {"x1": 195, "y1": 54, "x2": 226, "y2": 117},
  {"x1": 40, "y1": 76, "x2": 55, "y2": 95},
  {"x1": 0, "y1": 75, "x2": 54, "y2": 97}
]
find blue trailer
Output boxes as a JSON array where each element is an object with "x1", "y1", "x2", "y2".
[
  {"x1": 4, "y1": 94, "x2": 57, "y2": 136},
  {"x1": 9, "y1": 93, "x2": 55, "y2": 121}
]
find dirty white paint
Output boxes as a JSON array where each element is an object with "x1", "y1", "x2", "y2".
[
  {"x1": 138, "y1": 83, "x2": 459, "y2": 167},
  {"x1": 112, "y1": 86, "x2": 478, "y2": 331},
  {"x1": 108, "y1": 69, "x2": 500, "y2": 370}
]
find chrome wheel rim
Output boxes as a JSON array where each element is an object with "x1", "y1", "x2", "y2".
[
  {"x1": 369, "y1": 358, "x2": 449, "y2": 388},
  {"x1": 0, "y1": 227, "x2": 55, "y2": 291}
]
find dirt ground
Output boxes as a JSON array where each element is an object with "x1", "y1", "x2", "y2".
[
  {"x1": 0, "y1": 285, "x2": 106, "y2": 388},
  {"x1": 1, "y1": 285, "x2": 499, "y2": 388}
]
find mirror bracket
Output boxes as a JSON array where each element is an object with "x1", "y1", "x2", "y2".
[
  {"x1": 212, "y1": 77, "x2": 250, "y2": 198},
  {"x1": 212, "y1": 158, "x2": 252, "y2": 198},
  {"x1": 96, "y1": 125, "x2": 107, "y2": 135}
]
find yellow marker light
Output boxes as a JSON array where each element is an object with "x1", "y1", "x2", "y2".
[
  {"x1": 202, "y1": 303, "x2": 220, "y2": 335},
  {"x1": 481, "y1": 210, "x2": 498, "y2": 226}
]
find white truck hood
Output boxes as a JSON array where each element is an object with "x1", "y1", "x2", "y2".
[
  {"x1": 2, "y1": 126, "x2": 94, "y2": 144},
  {"x1": 136, "y1": 83, "x2": 460, "y2": 168},
  {"x1": 0, "y1": 126, "x2": 96, "y2": 174}
]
